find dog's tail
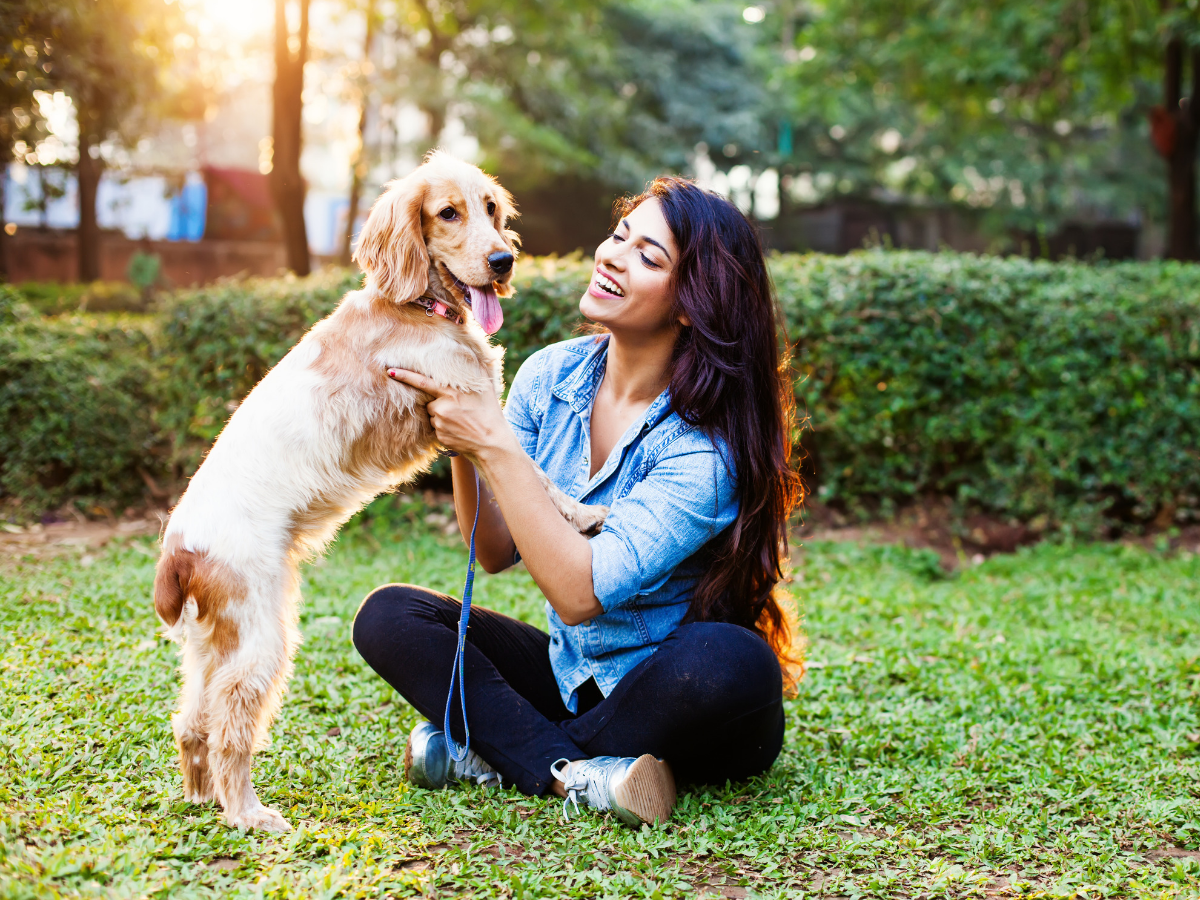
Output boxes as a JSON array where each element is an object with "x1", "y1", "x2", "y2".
[
  {"x1": 155, "y1": 546, "x2": 238, "y2": 639},
  {"x1": 154, "y1": 547, "x2": 199, "y2": 631}
]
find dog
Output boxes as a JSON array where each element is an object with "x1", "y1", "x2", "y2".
[{"x1": 153, "y1": 152, "x2": 607, "y2": 832}]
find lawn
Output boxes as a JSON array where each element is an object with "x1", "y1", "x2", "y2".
[{"x1": 1, "y1": 496, "x2": 1198, "y2": 899}]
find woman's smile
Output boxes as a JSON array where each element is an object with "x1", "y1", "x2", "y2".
[{"x1": 588, "y1": 267, "x2": 626, "y2": 299}]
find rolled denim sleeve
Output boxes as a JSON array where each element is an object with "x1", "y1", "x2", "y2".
[
  {"x1": 589, "y1": 440, "x2": 738, "y2": 612},
  {"x1": 502, "y1": 352, "x2": 543, "y2": 458}
]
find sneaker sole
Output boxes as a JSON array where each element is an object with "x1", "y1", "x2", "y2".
[{"x1": 612, "y1": 754, "x2": 676, "y2": 826}]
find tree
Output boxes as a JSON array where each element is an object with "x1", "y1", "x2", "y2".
[
  {"x1": 271, "y1": 0, "x2": 311, "y2": 276},
  {"x1": 1153, "y1": 3, "x2": 1200, "y2": 258},
  {"x1": 347, "y1": 1, "x2": 766, "y2": 192},
  {"x1": 760, "y1": 0, "x2": 1196, "y2": 255},
  {"x1": 0, "y1": 1, "x2": 51, "y2": 280},
  {"x1": 6, "y1": 0, "x2": 181, "y2": 281}
]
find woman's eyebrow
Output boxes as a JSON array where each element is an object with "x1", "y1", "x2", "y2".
[{"x1": 620, "y1": 218, "x2": 672, "y2": 261}]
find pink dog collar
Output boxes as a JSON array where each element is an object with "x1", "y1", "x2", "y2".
[{"x1": 414, "y1": 295, "x2": 465, "y2": 326}]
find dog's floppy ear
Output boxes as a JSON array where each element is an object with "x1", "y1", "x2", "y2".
[
  {"x1": 354, "y1": 171, "x2": 429, "y2": 301},
  {"x1": 493, "y1": 182, "x2": 520, "y2": 299}
]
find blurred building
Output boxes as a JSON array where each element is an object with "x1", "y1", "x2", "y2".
[{"x1": 3, "y1": 162, "x2": 356, "y2": 283}]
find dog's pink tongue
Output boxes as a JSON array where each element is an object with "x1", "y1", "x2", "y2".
[{"x1": 468, "y1": 284, "x2": 503, "y2": 335}]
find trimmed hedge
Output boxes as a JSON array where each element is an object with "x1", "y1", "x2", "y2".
[
  {"x1": 775, "y1": 254, "x2": 1200, "y2": 534},
  {"x1": 2, "y1": 253, "x2": 1198, "y2": 534},
  {"x1": 0, "y1": 287, "x2": 159, "y2": 514}
]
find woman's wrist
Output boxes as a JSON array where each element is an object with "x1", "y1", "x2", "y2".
[{"x1": 470, "y1": 426, "x2": 523, "y2": 476}]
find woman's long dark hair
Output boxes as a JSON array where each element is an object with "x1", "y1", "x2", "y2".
[{"x1": 617, "y1": 177, "x2": 804, "y2": 681}]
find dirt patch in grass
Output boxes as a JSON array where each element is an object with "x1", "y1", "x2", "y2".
[
  {"x1": 1147, "y1": 848, "x2": 1200, "y2": 862},
  {"x1": 9, "y1": 491, "x2": 1199, "y2": 573},
  {"x1": 798, "y1": 497, "x2": 1200, "y2": 570},
  {"x1": 0, "y1": 516, "x2": 159, "y2": 558}
]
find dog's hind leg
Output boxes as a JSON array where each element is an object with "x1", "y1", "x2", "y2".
[
  {"x1": 174, "y1": 635, "x2": 214, "y2": 803},
  {"x1": 205, "y1": 601, "x2": 299, "y2": 832}
]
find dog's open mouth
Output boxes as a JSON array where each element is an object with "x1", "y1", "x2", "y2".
[{"x1": 444, "y1": 266, "x2": 504, "y2": 335}]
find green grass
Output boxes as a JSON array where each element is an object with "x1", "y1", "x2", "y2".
[{"x1": 1, "y1": 498, "x2": 1198, "y2": 898}]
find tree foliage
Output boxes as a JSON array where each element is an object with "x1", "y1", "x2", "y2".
[
  {"x1": 355, "y1": 0, "x2": 768, "y2": 192},
  {"x1": 2, "y1": 0, "x2": 193, "y2": 279},
  {"x1": 757, "y1": 0, "x2": 1196, "y2": 235}
]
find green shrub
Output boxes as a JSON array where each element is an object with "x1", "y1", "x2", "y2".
[
  {"x1": 4, "y1": 253, "x2": 1198, "y2": 535},
  {"x1": 0, "y1": 298, "x2": 158, "y2": 515},
  {"x1": 16, "y1": 280, "x2": 146, "y2": 315},
  {"x1": 776, "y1": 252, "x2": 1200, "y2": 533}
]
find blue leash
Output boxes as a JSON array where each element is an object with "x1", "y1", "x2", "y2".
[{"x1": 443, "y1": 469, "x2": 481, "y2": 763}]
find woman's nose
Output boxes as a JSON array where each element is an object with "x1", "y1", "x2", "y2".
[{"x1": 597, "y1": 242, "x2": 624, "y2": 270}]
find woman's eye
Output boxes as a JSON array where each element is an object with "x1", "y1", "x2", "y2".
[
  {"x1": 608, "y1": 231, "x2": 624, "y2": 243},
  {"x1": 640, "y1": 253, "x2": 661, "y2": 269},
  {"x1": 487, "y1": 201, "x2": 496, "y2": 216},
  {"x1": 439, "y1": 207, "x2": 457, "y2": 220}
]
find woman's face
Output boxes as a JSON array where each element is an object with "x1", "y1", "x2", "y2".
[{"x1": 580, "y1": 198, "x2": 685, "y2": 337}]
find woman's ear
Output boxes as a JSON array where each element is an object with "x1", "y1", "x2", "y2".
[{"x1": 353, "y1": 172, "x2": 429, "y2": 301}]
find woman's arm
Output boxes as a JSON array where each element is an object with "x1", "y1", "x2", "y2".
[
  {"x1": 471, "y1": 435, "x2": 603, "y2": 625},
  {"x1": 391, "y1": 368, "x2": 604, "y2": 625}
]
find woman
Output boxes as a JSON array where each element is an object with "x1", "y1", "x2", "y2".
[{"x1": 353, "y1": 176, "x2": 802, "y2": 827}]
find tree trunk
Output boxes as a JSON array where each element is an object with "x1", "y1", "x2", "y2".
[
  {"x1": 1163, "y1": 23, "x2": 1199, "y2": 259},
  {"x1": 340, "y1": 0, "x2": 376, "y2": 266},
  {"x1": 77, "y1": 125, "x2": 102, "y2": 282},
  {"x1": 271, "y1": 0, "x2": 311, "y2": 276}
]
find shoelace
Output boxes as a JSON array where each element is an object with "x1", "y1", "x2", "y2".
[
  {"x1": 551, "y1": 758, "x2": 612, "y2": 819},
  {"x1": 453, "y1": 748, "x2": 500, "y2": 786}
]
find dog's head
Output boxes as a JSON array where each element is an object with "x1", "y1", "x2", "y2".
[{"x1": 354, "y1": 151, "x2": 518, "y2": 334}]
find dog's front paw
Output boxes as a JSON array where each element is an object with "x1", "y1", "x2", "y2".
[
  {"x1": 574, "y1": 505, "x2": 608, "y2": 537},
  {"x1": 225, "y1": 804, "x2": 292, "y2": 832}
]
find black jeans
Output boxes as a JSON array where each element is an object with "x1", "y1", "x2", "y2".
[{"x1": 352, "y1": 584, "x2": 785, "y2": 796}]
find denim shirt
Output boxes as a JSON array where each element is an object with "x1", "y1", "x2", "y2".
[{"x1": 503, "y1": 335, "x2": 738, "y2": 711}]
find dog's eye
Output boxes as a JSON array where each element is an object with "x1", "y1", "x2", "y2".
[
  {"x1": 487, "y1": 201, "x2": 496, "y2": 216},
  {"x1": 439, "y1": 207, "x2": 457, "y2": 221}
]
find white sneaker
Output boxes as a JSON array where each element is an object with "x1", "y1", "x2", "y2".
[
  {"x1": 551, "y1": 754, "x2": 676, "y2": 827},
  {"x1": 405, "y1": 721, "x2": 500, "y2": 789}
]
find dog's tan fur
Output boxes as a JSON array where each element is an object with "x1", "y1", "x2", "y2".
[{"x1": 154, "y1": 153, "x2": 606, "y2": 831}]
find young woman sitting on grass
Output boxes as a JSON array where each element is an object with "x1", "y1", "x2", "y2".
[{"x1": 353, "y1": 176, "x2": 802, "y2": 826}]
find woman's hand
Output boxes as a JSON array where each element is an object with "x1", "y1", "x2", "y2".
[
  {"x1": 387, "y1": 368, "x2": 601, "y2": 625},
  {"x1": 386, "y1": 368, "x2": 515, "y2": 460}
]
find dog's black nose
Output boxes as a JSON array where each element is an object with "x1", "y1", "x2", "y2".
[{"x1": 487, "y1": 251, "x2": 514, "y2": 274}]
